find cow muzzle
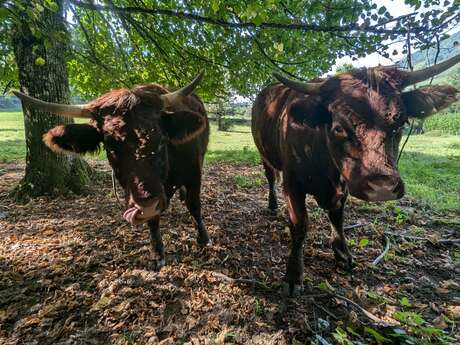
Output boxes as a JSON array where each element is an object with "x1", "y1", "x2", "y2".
[
  {"x1": 365, "y1": 175, "x2": 405, "y2": 201},
  {"x1": 123, "y1": 198, "x2": 163, "y2": 225},
  {"x1": 350, "y1": 175, "x2": 405, "y2": 202}
]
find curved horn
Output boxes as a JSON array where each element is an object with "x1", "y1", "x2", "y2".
[
  {"x1": 403, "y1": 53, "x2": 460, "y2": 88},
  {"x1": 161, "y1": 71, "x2": 204, "y2": 104},
  {"x1": 13, "y1": 91, "x2": 91, "y2": 118},
  {"x1": 273, "y1": 73, "x2": 323, "y2": 94}
]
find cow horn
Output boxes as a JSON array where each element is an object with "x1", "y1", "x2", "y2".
[
  {"x1": 13, "y1": 91, "x2": 91, "y2": 118},
  {"x1": 161, "y1": 71, "x2": 204, "y2": 104},
  {"x1": 403, "y1": 53, "x2": 460, "y2": 87},
  {"x1": 273, "y1": 73, "x2": 323, "y2": 94}
]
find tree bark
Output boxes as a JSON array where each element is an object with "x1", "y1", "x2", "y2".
[{"x1": 11, "y1": 1, "x2": 94, "y2": 201}]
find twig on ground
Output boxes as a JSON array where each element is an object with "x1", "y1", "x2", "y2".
[
  {"x1": 312, "y1": 301, "x2": 339, "y2": 320},
  {"x1": 372, "y1": 235, "x2": 390, "y2": 265},
  {"x1": 344, "y1": 223, "x2": 368, "y2": 231},
  {"x1": 330, "y1": 293, "x2": 390, "y2": 325},
  {"x1": 212, "y1": 271, "x2": 387, "y2": 325},
  {"x1": 386, "y1": 232, "x2": 460, "y2": 245},
  {"x1": 212, "y1": 272, "x2": 272, "y2": 290}
]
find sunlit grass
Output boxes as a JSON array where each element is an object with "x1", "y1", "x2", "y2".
[{"x1": 1, "y1": 111, "x2": 459, "y2": 210}]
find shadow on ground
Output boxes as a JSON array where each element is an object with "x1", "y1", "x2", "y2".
[{"x1": 0, "y1": 161, "x2": 459, "y2": 344}]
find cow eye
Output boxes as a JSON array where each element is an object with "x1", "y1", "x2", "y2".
[{"x1": 332, "y1": 124, "x2": 346, "y2": 136}]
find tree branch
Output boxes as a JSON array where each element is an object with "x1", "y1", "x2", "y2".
[{"x1": 70, "y1": 0, "x2": 429, "y2": 35}]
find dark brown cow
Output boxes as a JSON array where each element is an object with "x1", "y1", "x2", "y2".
[
  {"x1": 252, "y1": 55, "x2": 460, "y2": 295},
  {"x1": 14, "y1": 72, "x2": 210, "y2": 268}
]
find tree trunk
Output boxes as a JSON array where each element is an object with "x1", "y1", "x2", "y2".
[{"x1": 11, "y1": 1, "x2": 93, "y2": 202}]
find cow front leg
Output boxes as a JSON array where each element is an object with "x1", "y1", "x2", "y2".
[
  {"x1": 184, "y1": 183, "x2": 210, "y2": 247},
  {"x1": 328, "y1": 200, "x2": 354, "y2": 271},
  {"x1": 263, "y1": 161, "x2": 278, "y2": 210},
  {"x1": 147, "y1": 217, "x2": 165, "y2": 270},
  {"x1": 283, "y1": 185, "x2": 307, "y2": 297}
]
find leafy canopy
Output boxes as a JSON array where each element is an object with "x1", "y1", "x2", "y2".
[{"x1": 1, "y1": 0, "x2": 459, "y2": 100}]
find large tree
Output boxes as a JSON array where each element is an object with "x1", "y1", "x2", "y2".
[{"x1": 2, "y1": 0, "x2": 93, "y2": 201}]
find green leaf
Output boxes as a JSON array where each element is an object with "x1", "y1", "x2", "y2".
[
  {"x1": 0, "y1": 8, "x2": 9, "y2": 20},
  {"x1": 273, "y1": 42, "x2": 284, "y2": 52},
  {"x1": 332, "y1": 327, "x2": 352, "y2": 345},
  {"x1": 400, "y1": 297, "x2": 412, "y2": 307},
  {"x1": 364, "y1": 327, "x2": 391, "y2": 344},
  {"x1": 393, "y1": 311, "x2": 425, "y2": 326},
  {"x1": 378, "y1": 6, "x2": 387, "y2": 15},
  {"x1": 318, "y1": 280, "x2": 335, "y2": 292},
  {"x1": 210, "y1": 0, "x2": 219, "y2": 13},
  {"x1": 35, "y1": 57, "x2": 46, "y2": 66},
  {"x1": 359, "y1": 238, "x2": 369, "y2": 248},
  {"x1": 44, "y1": 0, "x2": 60, "y2": 12}
]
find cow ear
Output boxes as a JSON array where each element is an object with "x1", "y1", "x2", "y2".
[
  {"x1": 160, "y1": 110, "x2": 206, "y2": 144},
  {"x1": 402, "y1": 85, "x2": 458, "y2": 119},
  {"x1": 288, "y1": 96, "x2": 330, "y2": 128},
  {"x1": 43, "y1": 123, "x2": 103, "y2": 154}
]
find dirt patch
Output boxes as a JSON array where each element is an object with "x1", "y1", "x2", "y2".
[{"x1": 0, "y1": 161, "x2": 459, "y2": 344}]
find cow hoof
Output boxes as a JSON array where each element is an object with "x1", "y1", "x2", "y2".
[
  {"x1": 268, "y1": 201, "x2": 278, "y2": 211},
  {"x1": 282, "y1": 282, "x2": 303, "y2": 297},
  {"x1": 151, "y1": 258, "x2": 165, "y2": 271},
  {"x1": 334, "y1": 252, "x2": 356, "y2": 271},
  {"x1": 332, "y1": 239, "x2": 355, "y2": 271},
  {"x1": 198, "y1": 236, "x2": 211, "y2": 248},
  {"x1": 150, "y1": 251, "x2": 165, "y2": 271}
]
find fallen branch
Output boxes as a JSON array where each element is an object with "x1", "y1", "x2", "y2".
[
  {"x1": 344, "y1": 223, "x2": 368, "y2": 231},
  {"x1": 386, "y1": 232, "x2": 460, "y2": 245},
  {"x1": 372, "y1": 235, "x2": 390, "y2": 266},
  {"x1": 330, "y1": 293, "x2": 391, "y2": 325},
  {"x1": 212, "y1": 272, "x2": 272, "y2": 290},
  {"x1": 312, "y1": 301, "x2": 339, "y2": 320}
]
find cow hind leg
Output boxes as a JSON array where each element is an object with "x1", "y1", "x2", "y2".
[
  {"x1": 263, "y1": 161, "x2": 278, "y2": 210},
  {"x1": 328, "y1": 202, "x2": 354, "y2": 271},
  {"x1": 147, "y1": 216, "x2": 165, "y2": 270},
  {"x1": 184, "y1": 183, "x2": 210, "y2": 247}
]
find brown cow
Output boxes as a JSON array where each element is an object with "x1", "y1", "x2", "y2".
[
  {"x1": 252, "y1": 55, "x2": 460, "y2": 295},
  {"x1": 14, "y1": 72, "x2": 210, "y2": 268}
]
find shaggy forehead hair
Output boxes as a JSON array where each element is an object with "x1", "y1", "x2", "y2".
[
  {"x1": 326, "y1": 67, "x2": 408, "y2": 126},
  {"x1": 87, "y1": 84, "x2": 168, "y2": 116}
]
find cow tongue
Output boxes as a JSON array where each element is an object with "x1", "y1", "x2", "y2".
[{"x1": 123, "y1": 207, "x2": 144, "y2": 225}]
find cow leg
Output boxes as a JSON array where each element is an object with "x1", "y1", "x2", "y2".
[
  {"x1": 263, "y1": 161, "x2": 278, "y2": 210},
  {"x1": 178, "y1": 186, "x2": 187, "y2": 203},
  {"x1": 147, "y1": 216, "x2": 165, "y2": 270},
  {"x1": 184, "y1": 183, "x2": 210, "y2": 247},
  {"x1": 328, "y1": 201, "x2": 354, "y2": 270},
  {"x1": 283, "y1": 184, "x2": 307, "y2": 297}
]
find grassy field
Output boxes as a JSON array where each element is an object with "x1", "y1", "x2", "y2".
[{"x1": 1, "y1": 110, "x2": 460, "y2": 211}]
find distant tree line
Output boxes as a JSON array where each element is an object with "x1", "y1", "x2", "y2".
[{"x1": 0, "y1": 96, "x2": 21, "y2": 110}]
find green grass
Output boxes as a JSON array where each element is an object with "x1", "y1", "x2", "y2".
[
  {"x1": 398, "y1": 133, "x2": 460, "y2": 211},
  {"x1": 0, "y1": 111, "x2": 25, "y2": 162},
  {"x1": 207, "y1": 124, "x2": 259, "y2": 164},
  {"x1": 424, "y1": 112, "x2": 460, "y2": 135},
  {"x1": 1, "y1": 111, "x2": 460, "y2": 211}
]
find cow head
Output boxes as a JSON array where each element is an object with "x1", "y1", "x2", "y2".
[
  {"x1": 14, "y1": 72, "x2": 206, "y2": 224},
  {"x1": 275, "y1": 54, "x2": 459, "y2": 201}
]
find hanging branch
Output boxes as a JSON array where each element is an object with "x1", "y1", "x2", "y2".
[
  {"x1": 429, "y1": 34, "x2": 441, "y2": 85},
  {"x1": 406, "y1": 26, "x2": 414, "y2": 73},
  {"x1": 253, "y1": 38, "x2": 306, "y2": 80}
]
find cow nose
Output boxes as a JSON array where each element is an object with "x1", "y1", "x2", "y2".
[{"x1": 366, "y1": 175, "x2": 405, "y2": 201}]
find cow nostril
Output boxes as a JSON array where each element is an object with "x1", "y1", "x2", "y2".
[{"x1": 393, "y1": 179, "x2": 405, "y2": 197}]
